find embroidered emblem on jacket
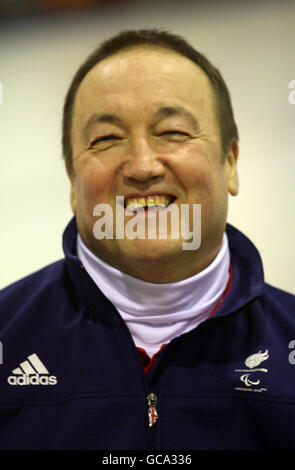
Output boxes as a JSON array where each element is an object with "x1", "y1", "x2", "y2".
[
  {"x1": 245, "y1": 350, "x2": 269, "y2": 369},
  {"x1": 234, "y1": 349, "x2": 269, "y2": 393}
]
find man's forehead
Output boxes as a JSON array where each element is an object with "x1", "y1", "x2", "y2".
[
  {"x1": 72, "y1": 46, "x2": 216, "y2": 132},
  {"x1": 76, "y1": 46, "x2": 210, "y2": 98}
]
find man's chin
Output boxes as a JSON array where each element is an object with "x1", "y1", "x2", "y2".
[{"x1": 87, "y1": 237, "x2": 184, "y2": 265}]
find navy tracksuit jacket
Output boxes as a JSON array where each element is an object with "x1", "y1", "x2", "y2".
[{"x1": 0, "y1": 217, "x2": 295, "y2": 450}]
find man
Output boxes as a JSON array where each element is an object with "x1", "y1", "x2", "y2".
[{"x1": 0, "y1": 29, "x2": 294, "y2": 450}]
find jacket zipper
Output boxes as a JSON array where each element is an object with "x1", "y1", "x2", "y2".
[
  {"x1": 147, "y1": 392, "x2": 159, "y2": 428},
  {"x1": 104, "y1": 304, "x2": 160, "y2": 446}
]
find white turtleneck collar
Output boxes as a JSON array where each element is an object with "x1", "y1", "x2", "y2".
[{"x1": 77, "y1": 234, "x2": 230, "y2": 358}]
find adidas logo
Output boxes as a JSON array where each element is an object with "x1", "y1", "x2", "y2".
[{"x1": 7, "y1": 353, "x2": 57, "y2": 386}]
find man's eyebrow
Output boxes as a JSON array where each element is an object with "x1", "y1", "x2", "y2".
[
  {"x1": 83, "y1": 113, "x2": 124, "y2": 138},
  {"x1": 82, "y1": 106, "x2": 200, "y2": 137},
  {"x1": 154, "y1": 106, "x2": 200, "y2": 132}
]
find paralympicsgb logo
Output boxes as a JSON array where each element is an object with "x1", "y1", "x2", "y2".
[{"x1": 234, "y1": 349, "x2": 269, "y2": 393}]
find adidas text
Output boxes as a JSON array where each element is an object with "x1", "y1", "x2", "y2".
[
  {"x1": 7, "y1": 353, "x2": 57, "y2": 386},
  {"x1": 8, "y1": 375, "x2": 57, "y2": 386}
]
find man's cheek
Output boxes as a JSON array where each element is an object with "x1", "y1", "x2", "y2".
[{"x1": 77, "y1": 170, "x2": 106, "y2": 203}]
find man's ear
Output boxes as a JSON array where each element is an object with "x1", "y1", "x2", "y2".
[{"x1": 225, "y1": 139, "x2": 239, "y2": 196}]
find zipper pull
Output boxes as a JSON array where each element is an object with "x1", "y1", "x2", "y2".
[{"x1": 147, "y1": 392, "x2": 158, "y2": 427}]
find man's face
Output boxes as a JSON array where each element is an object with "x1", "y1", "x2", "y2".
[{"x1": 69, "y1": 46, "x2": 238, "y2": 281}]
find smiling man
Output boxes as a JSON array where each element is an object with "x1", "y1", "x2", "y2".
[
  {"x1": 0, "y1": 29, "x2": 295, "y2": 450},
  {"x1": 69, "y1": 44, "x2": 238, "y2": 283}
]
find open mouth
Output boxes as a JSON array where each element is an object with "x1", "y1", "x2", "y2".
[{"x1": 124, "y1": 195, "x2": 176, "y2": 213}]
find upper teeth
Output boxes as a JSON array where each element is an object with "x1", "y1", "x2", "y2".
[{"x1": 125, "y1": 195, "x2": 174, "y2": 211}]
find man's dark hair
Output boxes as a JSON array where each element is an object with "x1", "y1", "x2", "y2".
[{"x1": 62, "y1": 28, "x2": 238, "y2": 174}]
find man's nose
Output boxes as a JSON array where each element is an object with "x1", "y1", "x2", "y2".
[{"x1": 122, "y1": 137, "x2": 165, "y2": 182}]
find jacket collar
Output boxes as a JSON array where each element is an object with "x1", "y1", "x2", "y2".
[
  {"x1": 62, "y1": 217, "x2": 265, "y2": 319},
  {"x1": 215, "y1": 223, "x2": 264, "y2": 317}
]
